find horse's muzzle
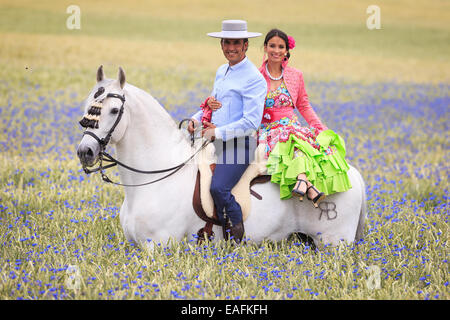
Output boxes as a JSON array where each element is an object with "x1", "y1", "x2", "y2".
[{"x1": 77, "y1": 143, "x2": 99, "y2": 168}]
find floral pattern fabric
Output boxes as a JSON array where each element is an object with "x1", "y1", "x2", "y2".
[{"x1": 258, "y1": 81, "x2": 334, "y2": 158}]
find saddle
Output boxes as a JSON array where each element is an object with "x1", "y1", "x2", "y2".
[{"x1": 192, "y1": 143, "x2": 270, "y2": 243}]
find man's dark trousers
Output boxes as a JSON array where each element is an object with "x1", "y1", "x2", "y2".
[{"x1": 210, "y1": 135, "x2": 256, "y2": 225}]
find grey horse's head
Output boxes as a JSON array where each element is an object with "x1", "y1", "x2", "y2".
[{"x1": 77, "y1": 65, "x2": 127, "y2": 168}]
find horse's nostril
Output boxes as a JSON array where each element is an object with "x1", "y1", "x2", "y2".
[{"x1": 77, "y1": 145, "x2": 96, "y2": 163}]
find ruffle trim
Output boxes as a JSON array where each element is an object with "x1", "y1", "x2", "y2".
[{"x1": 266, "y1": 129, "x2": 352, "y2": 199}]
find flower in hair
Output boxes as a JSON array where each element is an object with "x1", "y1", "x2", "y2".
[{"x1": 287, "y1": 36, "x2": 296, "y2": 50}]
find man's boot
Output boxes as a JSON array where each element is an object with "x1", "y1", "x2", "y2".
[{"x1": 222, "y1": 216, "x2": 245, "y2": 245}]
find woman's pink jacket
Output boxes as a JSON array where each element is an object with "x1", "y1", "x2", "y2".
[{"x1": 259, "y1": 60, "x2": 328, "y2": 132}]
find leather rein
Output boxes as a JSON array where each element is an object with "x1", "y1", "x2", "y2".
[{"x1": 81, "y1": 92, "x2": 208, "y2": 187}]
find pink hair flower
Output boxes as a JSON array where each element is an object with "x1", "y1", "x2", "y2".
[{"x1": 287, "y1": 36, "x2": 296, "y2": 50}]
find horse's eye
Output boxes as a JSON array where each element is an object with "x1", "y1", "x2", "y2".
[{"x1": 111, "y1": 108, "x2": 119, "y2": 115}]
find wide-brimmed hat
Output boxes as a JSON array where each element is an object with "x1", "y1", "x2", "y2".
[{"x1": 207, "y1": 20, "x2": 262, "y2": 39}]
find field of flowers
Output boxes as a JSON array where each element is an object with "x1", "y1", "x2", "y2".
[
  {"x1": 1, "y1": 77, "x2": 448, "y2": 300},
  {"x1": 0, "y1": 0, "x2": 448, "y2": 301}
]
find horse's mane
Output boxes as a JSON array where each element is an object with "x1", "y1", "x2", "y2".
[
  {"x1": 84, "y1": 78, "x2": 190, "y2": 145},
  {"x1": 124, "y1": 83, "x2": 178, "y2": 128},
  {"x1": 122, "y1": 82, "x2": 191, "y2": 145}
]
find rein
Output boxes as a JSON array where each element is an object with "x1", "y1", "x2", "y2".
[{"x1": 81, "y1": 92, "x2": 208, "y2": 187}]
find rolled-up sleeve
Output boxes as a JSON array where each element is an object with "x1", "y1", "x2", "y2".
[{"x1": 216, "y1": 75, "x2": 267, "y2": 141}]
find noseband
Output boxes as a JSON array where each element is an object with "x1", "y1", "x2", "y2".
[{"x1": 80, "y1": 91, "x2": 209, "y2": 187}]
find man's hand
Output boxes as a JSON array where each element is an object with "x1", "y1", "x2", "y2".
[
  {"x1": 207, "y1": 97, "x2": 222, "y2": 111},
  {"x1": 201, "y1": 121, "x2": 217, "y2": 141},
  {"x1": 188, "y1": 119, "x2": 199, "y2": 134}
]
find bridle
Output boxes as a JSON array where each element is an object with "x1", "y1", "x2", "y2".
[
  {"x1": 82, "y1": 92, "x2": 126, "y2": 153},
  {"x1": 81, "y1": 91, "x2": 209, "y2": 187}
]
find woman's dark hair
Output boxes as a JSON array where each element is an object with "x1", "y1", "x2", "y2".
[{"x1": 264, "y1": 28, "x2": 290, "y2": 59}]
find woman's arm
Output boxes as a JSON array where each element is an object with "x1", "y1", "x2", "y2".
[{"x1": 295, "y1": 72, "x2": 328, "y2": 132}]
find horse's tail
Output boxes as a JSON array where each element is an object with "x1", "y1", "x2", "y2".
[{"x1": 354, "y1": 168, "x2": 367, "y2": 242}]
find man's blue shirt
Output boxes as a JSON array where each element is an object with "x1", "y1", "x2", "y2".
[{"x1": 192, "y1": 57, "x2": 267, "y2": 141}]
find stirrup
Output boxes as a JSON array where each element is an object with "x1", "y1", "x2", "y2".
[
  {"x1": 306, "y1": 185, "x2": 326, "y2": 208},
  {"x1": 292, "y1": 178, "x2": 308, "y2": 201}
]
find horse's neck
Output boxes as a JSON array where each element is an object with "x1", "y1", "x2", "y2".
[{"x1": 114, "y1": 88, "x2": 195, "y2": 187}]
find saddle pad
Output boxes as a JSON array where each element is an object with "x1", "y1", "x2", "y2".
[{"x1": 196, "y1": 141, "x2": 268, "y2": 221}]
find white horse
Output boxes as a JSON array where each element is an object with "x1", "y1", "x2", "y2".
[{"x1": 77, "y1": 66, "x2": 367, "y2": 249}]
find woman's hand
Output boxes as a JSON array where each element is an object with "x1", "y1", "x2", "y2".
[{"x1": 207, "y1": 97, "x2": 222, "y2": 111}]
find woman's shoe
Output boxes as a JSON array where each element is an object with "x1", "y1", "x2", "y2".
[
  {"x1": 292, "y1": 178, "x2": 308, "y2": 201},
  {"x1": 306, "y1": 185, "x2": 326, "y2": 208}
]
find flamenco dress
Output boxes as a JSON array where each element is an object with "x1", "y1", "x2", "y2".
[{"x1": 257, "y1": 81, "x2": 352, "y2": 199}]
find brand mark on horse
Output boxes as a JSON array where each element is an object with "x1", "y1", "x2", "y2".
[{"x1": 318, "y1": 201, "x2": 338, "y2": 220}]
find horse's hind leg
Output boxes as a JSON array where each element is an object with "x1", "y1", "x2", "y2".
[
  {"x1": 290, "y1": 232, "x2": 317, "y2": 250},
  {"x1": 311, "y1": 231, "x2": 355, "y2": 249}
]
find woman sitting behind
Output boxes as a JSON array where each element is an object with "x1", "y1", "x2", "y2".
[{"x1": 257, "y1": 28, "x2": 352, "y2": 206}]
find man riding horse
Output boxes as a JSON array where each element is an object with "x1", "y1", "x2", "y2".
[{"x1": 189, "y1": 20, "x2": 267, "y2": 244}]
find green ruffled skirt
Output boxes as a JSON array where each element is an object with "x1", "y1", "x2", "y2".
[{"x1": 266, "y1": 129, "x2": 352, "y2": 199}]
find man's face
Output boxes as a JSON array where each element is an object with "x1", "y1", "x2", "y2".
[{"x1": 221, "y1": 38, "x2": 248, "y2": 66}]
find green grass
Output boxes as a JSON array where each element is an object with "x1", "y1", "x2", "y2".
[
  {"x1": 1, "y1": 0, "x2": 449, "y2": 89},
  {"x1": 0, "y1": 160, "x2": 447, "y2": 300},
  {"x1": 1, "y1": 4, "x2": 448, "y2": 61}
]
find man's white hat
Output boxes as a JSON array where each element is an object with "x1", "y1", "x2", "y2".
[{"x1": 207, "y1": 20, "x2": 262, "y2": 39}]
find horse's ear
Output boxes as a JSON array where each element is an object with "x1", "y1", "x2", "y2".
[
  {"x1": 97, "y1": 65, "x2": 105, "y2": 82},
  {"x1": 118, "y1": 66, "x2": 126, "y2": 89}
]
